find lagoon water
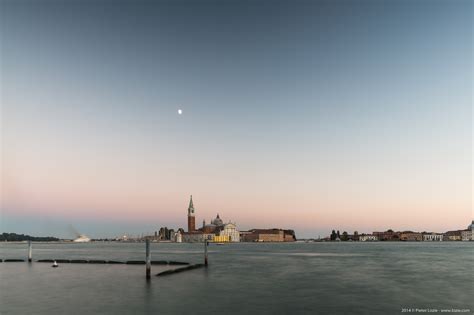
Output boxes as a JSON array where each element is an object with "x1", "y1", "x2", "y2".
[{"x1": 1, "y1": 242, "x2": 473, "y2": 314}]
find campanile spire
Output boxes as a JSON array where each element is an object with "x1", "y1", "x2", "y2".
[
  {"x1": 188, "y1": 195, "x2": 194, "y2": 215},
  {"x1": 187, "y1": 195, "x2": 196, "y2": 232}
]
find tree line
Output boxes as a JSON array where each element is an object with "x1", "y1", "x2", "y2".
[
  {"x1": 330, "y1": 230, "x2": 358, "y2": 241},
  {"x1": 0, "y1": 233, "x2": 59, "y2": 242}
]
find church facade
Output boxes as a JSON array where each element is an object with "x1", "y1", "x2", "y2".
[{"x1": 219, "y1": 223, "x2": 240, "y2": 242}]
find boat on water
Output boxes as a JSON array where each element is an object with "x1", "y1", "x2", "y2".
[
  {"x1": 52, "y1": 261, "x2": 58, "y2": 268},
  {"x1": 215, "y1": 243, "x2": 225, "y2": 245},
  {"x1": 73, "y1": 235, "x2": 91, "y2": 243},
  {"x1": 70, "y1": 225, "x2": 91, "y2": 243}
]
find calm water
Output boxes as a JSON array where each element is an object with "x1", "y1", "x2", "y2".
[{"x1": 0, "y1": 242, "x2": 473, "y2": 314}]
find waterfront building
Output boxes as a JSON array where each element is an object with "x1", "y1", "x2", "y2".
[
  {"x1": 157, "y1": 227, "x2": 176, "y2": 241},
  {"x1": 241, "y1": 229, "x2": 283, "y2": 242},
  {"x1": 400, "y1": 231, "x2": 422, "y2": 241},
  {"x1": 350, "y1": 231, "x2": 360, "y2": 241},
  {"x1": 168, "y1": 229, "x2": 177, "y2": 241},
  {"x1": 462, "y1": 221, "x2": 474, "y2": 241},
  {"x1": 373, "y1": 230, "x2": 400, "y2": 241},
  {"x1": 219, "y1": 223, "x2": 240, "y2": 242},
  {"x1": 422, "y1": 233, "x2": 443, "y2": 241},
  {"x1": 239, "y1": 231, "x2": 252, "y2": 240},
  {"x1": 443, "y1": 230, "x2": 462, "y2": 241},
  {"x1": 359, "y1": 234, "x2": 378, "y2": 242},
  {"x1": 182, "y1": 231, "x2": 205, "y2": 243},
  {"x1": 284, "y1": 230, "x2": 297, "y2": 241},
  {"x1": 175, "y1": 230, "x2": 182, "y2": 243},
  {"x1": 461, "y1": 229, "x2": 472, "y2": 241},
  {"x1": 240, "y1": 229, "x2": 295, "y2": 242}
]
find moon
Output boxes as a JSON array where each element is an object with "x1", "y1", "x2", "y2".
[{"x1": 178, "y1": 109, "x2": 183, "y2": 115}]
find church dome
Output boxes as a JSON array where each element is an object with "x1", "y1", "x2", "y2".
[
  {"x1": 212, "y1": 214, "x2": 223, "y2": 226},
  {"x1": 468, "y1": 220, "x2": 474, "y2": 230}
]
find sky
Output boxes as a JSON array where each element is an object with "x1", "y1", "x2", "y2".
[{"x1": 1, "y1": 0, "x2": 472, "y2": 239}]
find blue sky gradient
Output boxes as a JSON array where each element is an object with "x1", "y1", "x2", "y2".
[{"x1": 1, "y1": 0, "x2": 472, "y2": 238}]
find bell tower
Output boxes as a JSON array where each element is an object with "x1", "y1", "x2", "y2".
[{"x1": 187, "y1": 195, "x2": 195, "y2": 232}]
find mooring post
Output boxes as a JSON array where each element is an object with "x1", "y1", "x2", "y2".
[
  {"x1": 204, "y1": 239, "x2": 208, "y2": 267},
  {"x1": 145, "y1": 238, "x2": 151, "y2": 279},
  {"x1": 28, "y1": 240, "x2": 32, "y2": 263}
]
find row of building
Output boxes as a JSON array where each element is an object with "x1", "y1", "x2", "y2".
[
  {"x1": 154, "y1": 196, "x2": 296, "y2": 243},
  {"x1": 327, "y1": 222, "x2": 473, "y2": 242}
]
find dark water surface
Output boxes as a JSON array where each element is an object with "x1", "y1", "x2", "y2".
[{"x1": 1, "y1": 242, "x2": 473, "y2": 314}]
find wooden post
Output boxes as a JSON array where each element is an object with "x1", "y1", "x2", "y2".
[
  {"x1": 204, "y1": 239, "x2": 208, "y2": 267},
  {"x1": 145, "y1": 239, "x2": 151, "y2": 279},
  {"x1": 28, "y1": 240, "x2": 32, "y2": 263}
]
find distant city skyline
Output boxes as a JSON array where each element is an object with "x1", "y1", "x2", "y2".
[{"x1": 1, "y1": 0, "x2": 472, "y2": 239}]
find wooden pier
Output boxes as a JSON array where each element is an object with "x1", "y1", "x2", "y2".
[{"x1": 1, "y1": 240, "x2": 211, "y2": 278}]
